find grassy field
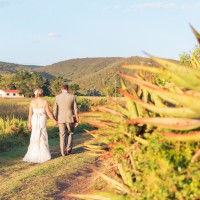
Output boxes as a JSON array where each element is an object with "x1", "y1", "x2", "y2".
[{"x1": 0, "y1": 120, "x2": 99, "y2": 200}]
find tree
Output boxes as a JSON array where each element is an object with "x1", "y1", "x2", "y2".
[
  {"x1": 12, "y1": 71, "x2": 47, "y2": 97},
  {"x1": 0, "y1": 74, "x2": 16, "y2": 90},
  {"x1": 69, "y1": 84, "x2": 80, "y2": 94},
  {"x1": 86, "y1": 89, "x2": 102, "y2": 96},
  {"x1": 49, "y1": 76, "x2": 68, "y2": 96}
]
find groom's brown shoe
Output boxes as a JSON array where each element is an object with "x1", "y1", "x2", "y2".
[
  {"x1": 65, "y1": 148, "x2": 72, "y2": 155},
  {"x1": 67, "y1": 150, "x2": 72, "y2": 154}
]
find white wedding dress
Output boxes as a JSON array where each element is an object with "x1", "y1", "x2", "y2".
[{"x1": 23, "y1": 107, "x2": 51, "y2": 163}]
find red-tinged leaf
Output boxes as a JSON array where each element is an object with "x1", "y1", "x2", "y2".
[
  {"x1": 190, "y1": 24, "x2": 200, "y2": 44},
  {"x1": 119, "y1": 89, "x2": 199, "y2": 118},
  {"x1": 127, "y1": 117, "x2": 200, "y2": 131},
  {"x1": 160, "y1": 131, "x2": 200, "y2": 141},
  {"x1": 185, "y1": 90, "x2": 200, "y2": 97}
]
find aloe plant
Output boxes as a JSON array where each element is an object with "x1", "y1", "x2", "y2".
[{"x1": 68, "y1": 26, "x2": 200, "y2": 200}]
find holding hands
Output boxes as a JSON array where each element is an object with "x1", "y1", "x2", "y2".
[
  {"x1": 28, "y1": 123, "x2": 32, "y2": 131},
  {"x1": 53, "y1": 119, "x2": 58, "y2": 126}
]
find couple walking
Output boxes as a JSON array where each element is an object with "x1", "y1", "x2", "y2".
[{"x1": 23, "y1": 84, "x2": 79, "y2": 163}]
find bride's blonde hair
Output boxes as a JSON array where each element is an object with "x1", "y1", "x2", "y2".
[{"x1": 34, "y1": 88, "x2": 43, "y2": 97}]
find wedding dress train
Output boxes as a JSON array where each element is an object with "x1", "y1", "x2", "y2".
[{"x1": 23, "y1": 107, "x2": 51, "y2": 163}]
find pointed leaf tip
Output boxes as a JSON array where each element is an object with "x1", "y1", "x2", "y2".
[{"x1": 190, "y1": 24, "x2": 200, "y2": 44}]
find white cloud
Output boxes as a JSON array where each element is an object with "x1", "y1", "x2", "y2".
[
  {"x1": 131, "y1": 1, "x2": 176, "y2": 9},
  {"x1": 130, "y1": 1, "x2": 200, "y2": 11},
  {"x1": 47, "y1": 32, "x2": 61, "y2": 38},
  {"x1": 180, "y1": 2, "x2": 200, "y2": 11}
]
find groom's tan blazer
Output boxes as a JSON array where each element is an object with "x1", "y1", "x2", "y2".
[
  {"x1": 53, "y1": 91, "x2": 79, "y2": 156},
  {"x1": 53, "y1": 92, "x2": 78, "y2": 123}
]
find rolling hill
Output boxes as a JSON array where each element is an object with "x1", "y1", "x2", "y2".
[
  {"x1": 34, "y1": 56, "x2": 158, "y2": 93},
  {"x1": 0, "y1": 61, "x2": 41, "y2": 75},
  {"x1": 1, "y1": 56, "x2": 175, "y2": 94}
]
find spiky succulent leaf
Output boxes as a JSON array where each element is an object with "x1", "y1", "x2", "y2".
[
  {"x1": 190, "y1": 24, "x2": 200, "y2": 44},
  {"x1": 127, "y1": 117, "x2": 200, "y2": 131},
  {"x1": 119, "y1": 89, "x2": 199, "y2": 118},
  {"x1": 160, "y1": 131, "x2": 200, "y2": 141}
]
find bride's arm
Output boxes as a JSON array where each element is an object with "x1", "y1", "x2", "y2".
[
  {"x1": 28, "y1": 102, "x2": 33, "y2": 131},
  {"x1": 45, "y1": 101, "x2": 58, "y2": 125}
]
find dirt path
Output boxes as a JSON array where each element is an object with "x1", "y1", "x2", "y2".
[
  {"x1": 0, "y1": 133, "x2": 103, "y2": 200},
  {"x1": 54, "y1": 158, "x2": 102, "y2": 200}
]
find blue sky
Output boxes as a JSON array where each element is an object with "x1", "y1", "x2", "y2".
[{"x1": 0, "y1": 0, "x2": 200, "y2": 66}]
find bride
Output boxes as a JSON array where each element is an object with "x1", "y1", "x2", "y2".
[{"x1": 23, "y1": 88, "x2": 57, "y2": 163}]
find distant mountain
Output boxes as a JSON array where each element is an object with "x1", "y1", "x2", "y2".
[
  {"x1": 34, "y1": 56, "x2": 160, "y2": 93},
  {"x1": 0, "y1": 61, "x2": 42, "y2": 75}
]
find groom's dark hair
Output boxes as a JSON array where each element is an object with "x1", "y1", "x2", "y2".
[{"x1": 61, "y1": 84, "x2": 69, "y2": 90}]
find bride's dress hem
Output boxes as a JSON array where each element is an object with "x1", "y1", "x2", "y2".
[{"x1": 23, "y1": 157, "x2": 51, "y2": 164}]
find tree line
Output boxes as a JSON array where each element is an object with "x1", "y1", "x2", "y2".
[{"x1": 0, "y1": 70, "x2": 80, "y2": 97}]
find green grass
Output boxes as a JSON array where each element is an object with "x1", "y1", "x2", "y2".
[{"x1": 0, "y1": 121, "x2": 96, "y2": 200}]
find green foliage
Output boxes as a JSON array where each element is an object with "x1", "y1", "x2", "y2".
[
  {"x1": 75, "y1": 122, "x2": 94, "y2": 134},
  {"x1": 86, "y1": 89, "x2": 102, "y2": 96},
  {"x1": 0, "y1": 117, "x2": 29, "y2": 151},
  {"x1": 49, "y1": 76, "x2": 68, "y2": 96},
  {"x1": 77, "y1": 98, "x2": 91, "y2": 112},
  {"x1": 69, "y1": 83, "x2": 80, "y2": 94},
  {"x1": 132, "y1": 133, "x2": 200, "y2": 199},
  {"x1": 179, "y1": 45, "x2": 200, "y2": 68}
]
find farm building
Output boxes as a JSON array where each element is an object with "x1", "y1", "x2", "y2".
[{"x1": 0, "y1": 89, "x2": 24, "y2": 98}]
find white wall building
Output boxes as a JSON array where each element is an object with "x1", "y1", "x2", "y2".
[{"x1": 0, "y1": 89, "x2": 24, "y2": 98}]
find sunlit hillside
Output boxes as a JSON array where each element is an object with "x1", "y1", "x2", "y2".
[
  {"x1": 35, "y1": 56, "x2": 161, "y2": 93},
  {"x1": 0, "y1": 61, "x2": 41, "y2": 75}
]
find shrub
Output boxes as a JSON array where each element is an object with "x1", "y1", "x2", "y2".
[{"x1": 77, "y1": 98, "x2": 91, "y2": 112}]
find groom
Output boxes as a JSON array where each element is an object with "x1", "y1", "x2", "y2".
[{"x1": 53, "y1": 84, "x2": 79, "y2": 156}]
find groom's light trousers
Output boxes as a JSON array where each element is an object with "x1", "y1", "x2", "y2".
[{"x1": 58, "y1": 123, "x2": 74, "y2": 156}]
